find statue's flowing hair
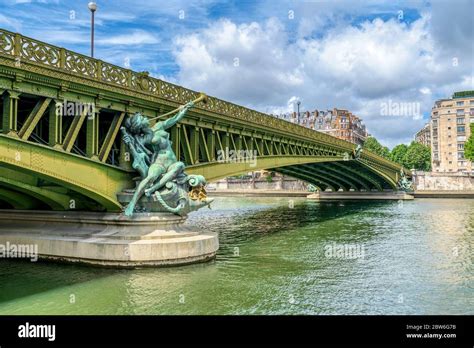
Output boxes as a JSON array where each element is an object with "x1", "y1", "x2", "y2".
[{"x1": 124, "y1": 113, "x2": 149, "y2": 134}]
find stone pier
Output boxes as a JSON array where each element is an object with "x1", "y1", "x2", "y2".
[{"x1": 0, "y1": 210, "x2": 218, "y2": 268}]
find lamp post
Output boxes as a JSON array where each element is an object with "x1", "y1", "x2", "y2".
[{"x1": 88, "y1": 2, "x2": 97, "y2": 58}]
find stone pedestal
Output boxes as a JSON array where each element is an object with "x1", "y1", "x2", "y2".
[{"x1": 0, "y1": 210, "x2": 218, "y2": 268}]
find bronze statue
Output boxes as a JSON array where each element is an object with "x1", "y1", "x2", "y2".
[
  {"x1": 120, "y1": 94, "x2": 211, "y2": 216},
  {"x1": 398, "y1": 168, "x2": 413, "y2": 192}
]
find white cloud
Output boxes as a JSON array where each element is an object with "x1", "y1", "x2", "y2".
[
  {"x1": 97, "y1": 30, "x2": 160, "y2": 45},
  {"x1": 172, "y1": 9, "x2": 473, "y2": 148}
]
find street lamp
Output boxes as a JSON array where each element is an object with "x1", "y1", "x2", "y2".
[{"x1": 88, "y1": 2, "x2": 97, "y2": 58}]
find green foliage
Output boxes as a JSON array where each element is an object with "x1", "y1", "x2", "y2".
[
  {"x1": 364, "y1": 137, "x2": 431, "y2": 171},
  {"x1": 401, "y1": 141, "x2": 431, "y2": 171},
  {"x1": 464, "y1": 124, "x2": 474, "y2": 161},
  {"x1": 265, "y1": 173, "x2": 274, "y2": 183},
  {"x1": 363, "y1": 137, "x2": 390, "y2": 159},
  {"x1": 390, "y1": 144, "x2": 408, "y2": 165}
]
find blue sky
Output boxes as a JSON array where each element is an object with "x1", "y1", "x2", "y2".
[{"x1": 0, "y1": 0, "x2": 472, "y2": 147}]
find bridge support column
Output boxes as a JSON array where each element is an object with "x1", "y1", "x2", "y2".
[
  {"x1": 0, "y1": 210, "x2": 219, "y2": 268},
  {"x1": 86, "y1": 107, "x2": 100, "y2": 159},
  {"x1": 48, "y1": 100, "x2": 63, "y2": 148},
  {"x1": 206, "y1": 130, "x2": 216, "y2": 162},
  {"x1": 2, "y1": 90, "x2": 20, "y2": 135},
  {"x1": 190, "y1": 126, "x2": 199, "y2": 164}
]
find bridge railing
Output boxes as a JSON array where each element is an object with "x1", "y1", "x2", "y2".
[{"x1": 0, "y1": 28, "x2": 403, "y2": 173}]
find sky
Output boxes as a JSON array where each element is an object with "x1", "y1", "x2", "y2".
[{"x1": 0, "y1": 0, "x2": 473, "y2": 148}]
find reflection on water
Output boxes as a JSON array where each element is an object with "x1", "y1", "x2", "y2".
[{"x1": 0, "y1": 197, "x2": 472, "y2": 315}]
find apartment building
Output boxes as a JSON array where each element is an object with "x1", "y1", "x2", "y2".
[
  {"x1": 415, "y1": 123, "x2": 431, "y2": 147},
  {"x1": 274, "y1": 108, "x2": 368, "y2": 146},
  {"x1": 431, "y1": 91, "x2": 474, "y2": 173}
]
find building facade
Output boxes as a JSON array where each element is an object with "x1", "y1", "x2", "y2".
[
  {"x1": 415, "y1": 123, "x2": 431, "y2": 146},
  {"x1": 273, "y1": 108, "x2": 368, "y2": 146},
  {"x1": 431, "y1": 91, "x2": 474, "y2": 173}
]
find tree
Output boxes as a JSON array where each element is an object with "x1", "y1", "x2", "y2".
[
  {"x1": 390, "y1": 144, "x2": 409, "y2": 166},
  {"x1": 363, "y1": 136, "x2": 390, "y2": 159},
  {"x1": 464, "y1": 124, "x2": 474, "y2": 161},
  {"x1": 402, "y1": 141, "x2": 431, "y2": 171}
]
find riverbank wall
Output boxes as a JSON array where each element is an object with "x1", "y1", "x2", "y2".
[
  {"x1": 209, "y1": 173, "x2": 474, "y2": 198},
  {"x1": 412, "y1": 171, "x2": 474, "y2": 191}
]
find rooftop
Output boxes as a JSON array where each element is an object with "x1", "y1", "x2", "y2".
[{"x1": 452, "y1": 90, "x2": 474, "y2": 99}]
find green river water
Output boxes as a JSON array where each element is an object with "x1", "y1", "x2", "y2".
[{"x1": 0, "y1": 197, "x2": 472, "y2": 315}]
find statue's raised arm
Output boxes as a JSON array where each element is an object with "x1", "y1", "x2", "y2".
[
  {"x1": 149, "y1": 93, "x2": 208, "y2": 131},
  {"x1": 159, "y1": 101, "x2": 194, "y2": 131}
]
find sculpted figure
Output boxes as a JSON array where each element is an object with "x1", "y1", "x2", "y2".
[
  {"x1": 352, "y1": 144, "x2": 363, "y2": 159},
  {"x1": 398, "y1": 168, "x2": 413, "y2": 192},
  {"x1": 120, "y1": 94, "x2": 210, "y2": 217}
]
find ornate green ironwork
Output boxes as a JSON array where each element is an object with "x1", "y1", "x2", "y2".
[{"x1": 0, "y1": 27, "x2": 399, "y2": 167}]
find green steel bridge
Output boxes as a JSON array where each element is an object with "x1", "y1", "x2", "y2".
[{"x1": 0, "y1": 29, "x2": 409, "y2": 212}]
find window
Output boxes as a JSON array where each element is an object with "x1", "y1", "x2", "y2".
[
  {"x1": 470, "y1": 100, "x2": 474, "y2": 105},
  {"x1": 457, "y1": 125, "x2": 465, "y2": 133},
  {"x1": 457, "y1": 136, "x2": 467, "y2": 141},
  {"x1": 456, "y1": 101, "x2": 464, "y2": 106},
  {"x1": 458, "y1": 152, "x2": 465, "y2": 159},
  {"x1": 457, "y1": 117, "x2": 465, "y2": 124},
  {"x1": 458, "y1": 143, "x2": 465, "y2": 150},
  {"x1": 470, "y1": 108, "x2": 474, "y2": 116},
  {"x1": 457, "y1": 109, "x2": 465, "y2": 115}
]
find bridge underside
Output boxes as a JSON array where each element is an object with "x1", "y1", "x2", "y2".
[
  {"x1": 0, "y1": 134, "x2": 398, "y2": 212},
  {"x1": 272, "y1": 161, "x2": 396, "y2": 192}
]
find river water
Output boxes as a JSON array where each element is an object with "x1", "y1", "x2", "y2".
[{"x1": 0, "y1": 197, "x2": 472, "y2": 315}]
